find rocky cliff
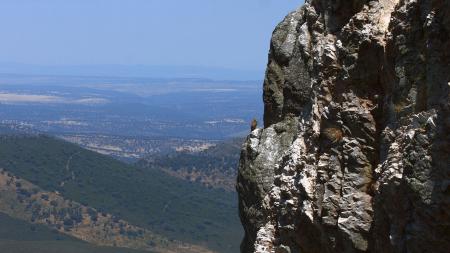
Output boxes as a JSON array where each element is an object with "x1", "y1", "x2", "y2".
[{"x1": 237, "y1": 0, "x2": 449, "y2": 252}]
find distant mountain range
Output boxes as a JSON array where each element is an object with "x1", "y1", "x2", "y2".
[{"x1": 0, "y1": 63, "x2": 263, "y2": 81}]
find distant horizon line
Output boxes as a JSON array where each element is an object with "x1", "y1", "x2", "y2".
[
  {"x1": 0, "y1": 61, "x2": 262, "y2": 71},
  {"x1": 0, "y1": 72, "x2": 264, "y2": 83},
  {"x1": 0, "y1": 62, "x2": 266, "y2": 81}
]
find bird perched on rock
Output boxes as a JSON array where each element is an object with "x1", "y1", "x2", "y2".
[
  {"x1": 250, "y1": 119, "x2": 257, "y2": 131},
  {"x1": 322, "y1": 127, "x2": 343, "y2": 144}
]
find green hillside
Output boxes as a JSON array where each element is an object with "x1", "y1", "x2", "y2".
[
  {"x1": 0, "y1": 135, "x2": 242, "y2": 253},
  {"x1": 142, "y1": 138, "x2": 242, "y2": 172},
  {"x1": 0, "y1": 212, "x2": 77, "y2": 242},
  {"x1": 0, "y1": 240, "x2": 152, "y2": 253},
  {"x1": 0, "y1": 212, "x2": 151, "y2": 253},
  {"x1": 138, "y1": 138, "x2": 243, "y2": 190}
]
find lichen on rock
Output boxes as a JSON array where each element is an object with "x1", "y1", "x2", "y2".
[{"x1": 237, "y1": 0, "x2": 449, "y2": 252}]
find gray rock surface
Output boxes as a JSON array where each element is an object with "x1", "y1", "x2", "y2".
[{"x1": 237, "y1": 0, "x2": 449, "y2": 252}]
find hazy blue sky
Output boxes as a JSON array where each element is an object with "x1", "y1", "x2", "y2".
[{"x1": 0, "y1": 0, "x2": 302, "y2": 73}]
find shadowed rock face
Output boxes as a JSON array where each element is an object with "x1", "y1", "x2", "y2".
[{"x1": 237, "y1": 0, "x2": 449, "y2": 252}]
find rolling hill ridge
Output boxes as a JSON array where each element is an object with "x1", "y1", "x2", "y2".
[
  {"x1": 0, "y1": 168, "x2": 209, "y2": 253},
  {"x1": 138, "y1": 138, "x2": 243, "y2": 191},
  {"x1": 0, "y1": 134, "x2": 242, "y2": 253}
]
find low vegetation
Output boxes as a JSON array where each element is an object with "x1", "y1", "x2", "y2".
[
  {"x1": 0, "y1": 169, "x2": 197, "y2": 252},
  {"x1": 0, "y1": 135, "x2": 242, "y2": 253},
  {"x1": 138, "y1": 138, "x2": 243, "y2": 191},
  {"x1": 0, "y1": 212, "x2": 152, "y2": 253}
]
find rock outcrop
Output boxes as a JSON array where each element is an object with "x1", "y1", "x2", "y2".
[{"x1": 237, "y1": 0, "x2": 449, "y2": 252}]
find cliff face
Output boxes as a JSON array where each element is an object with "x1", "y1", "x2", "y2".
[{"x1": 237, "y1": 0, "x2": 449, "y2": 252}]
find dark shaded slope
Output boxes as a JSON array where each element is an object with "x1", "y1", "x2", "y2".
[
  {"x1": 0, "y1": 241, "x2": 152, "y2": 253},
  {"x1": 0, "y1": 213, "x2": 152, "y2": 253},
  {"x1": 0, "y1": 212, "x2": 77, "y2": 242}
]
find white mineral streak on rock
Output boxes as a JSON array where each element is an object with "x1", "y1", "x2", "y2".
[
  {"x1": 254, "y1": 222, "x2": 275, "y2": 253},
  {"x1": 324, "y1": 42, "x2": 337, "y2": 61},
  {"x1": 407, "y1": 129, "x2": 416, "y2": 140},
  {"x1": 278, "y1": 12, "x2": 301, "y2": 60},
  {"x1": 298, "y1": 22, "x2": 310, "y2": 55},
  {"x1": 249, "y1": 129, "x2": 262, "y2": 149},
  {"x1": 260, "y1": 128, "x2": 277, "y2": 164},
  {"x1": 378, "y1": 0, "x2": 401, "y2": 31}
]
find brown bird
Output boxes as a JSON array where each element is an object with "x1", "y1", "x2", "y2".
[
  {"x1": 322, "y1": 127, "x2": 343, "y2": 143},
  {"x1": 250, "y1": 119, "x2": 258, "y2": 131}
]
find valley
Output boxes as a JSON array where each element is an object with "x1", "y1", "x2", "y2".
[
  {"x1": 0, "y1": 135, "x2": 243, "y2": 252},
  {"x1": 0, "y1": 169, "x2": 206, "y2": 253},
  {"x1": 0, "y1": 74, "x2": 260, "y2": 252},
  {"x1": 138, "y1": 138, "x2": 242, "y2": 191},
  {"x1": 57, "y1": 133, "x2": 219, "y2": 162}
]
